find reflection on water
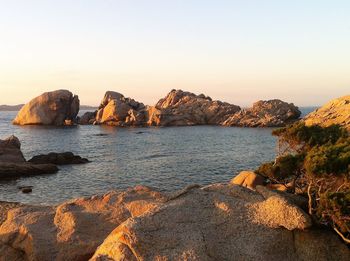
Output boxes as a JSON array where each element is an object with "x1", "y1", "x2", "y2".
[{"x1": 0, "y1": 110, "x2": 282, "y2": 205}]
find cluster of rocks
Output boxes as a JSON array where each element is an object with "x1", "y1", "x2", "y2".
[
  {"x1": 0, "y1": 135, "x2": 89, "y2": 180},
  {"x1": 13, "y1": 89, "x2": 302, "y2": 127},
  {"x1": 0, "y1": 183, "x2": 348, "y2": 260}
]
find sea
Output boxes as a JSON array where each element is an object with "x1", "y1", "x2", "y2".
[{"x1": 0, "y1": 108, "x2": 317, "y2": 205}]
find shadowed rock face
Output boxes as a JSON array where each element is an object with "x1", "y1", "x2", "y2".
[
  {"x1": 0, "y1": 135, "x2": 25, "y2": 163},
  {"x1": 304, "y1": 95, "x2": 350, "y2": 131},
  {"x1": 12, "y1": 90, "x2": 80, "y2": 126},
  {"x1": 0, "y1": 184, "x2": 348, "y2": 260},
  {"x1": 223, "y1": 99, "x2": 301, "y2": 127}
]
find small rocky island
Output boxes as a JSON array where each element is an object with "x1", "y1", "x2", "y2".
[{"x1": 13, "y1": 89, "x2": 301, "y2": 127}]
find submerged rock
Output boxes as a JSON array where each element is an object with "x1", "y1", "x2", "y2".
[
  {"x1": 28, "y1": 152, "x2": 89, "y2": 165},
  {"x1": 304, "y1": 95, "x2": 350, "y2": 131},
  {"x1": 223, "y1": 99, "x2": 301, "y2": 127},
  {"x1": 13, "y1": 90, "x2": 80, "y2": 126}
]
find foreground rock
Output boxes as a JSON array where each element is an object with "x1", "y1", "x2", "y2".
[
  {"x1": 223, "y1": 99, "x2": 301, "y2": 127},
  {"x1": 304, "y1": 95, "x2": 350, "y2": 131},
  {"x1": 13, "y1": 90, "x2": 80, "y2": 126},
  {"x1": 0, "y1": 184, "x2": 348, "y2": 260},
  {"x1": 0, "y1": 186, "x2": 165, "y2": 260},
  {"x1": 28, "y1": 152, "x2": 89, "y2": 165}
]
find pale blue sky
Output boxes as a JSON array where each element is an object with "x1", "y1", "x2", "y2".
[{"x1": 0, "y1": 0, "x2": 349, "y2": 106}]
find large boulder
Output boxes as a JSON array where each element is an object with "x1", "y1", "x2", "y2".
[
  {"x1": 148, "y1": 89, "x2": 241, "y2": 126},
  {"x1": 304, "y1": 95, "x2": 350, "y2": 131},
  {"x1": 95, "y1": 91, "x2": 147, "y2": 126},
  {"x1": 91, "y1": 184, "x2": 348, "y2": 260},
  {"x1": 230, "y1": 170, "x2": 265, "y2": 190},
  {"x1": 13, "y1": 90, "x2": 80, "y2": 126},
  {"x1": 223, "y1": 99, "x2": 301, "y2": 127},
  {"x1": 0, "y1": 186, "x2": 165, "y2": 260}
]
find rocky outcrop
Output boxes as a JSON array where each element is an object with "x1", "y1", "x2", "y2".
[
  {"x1": 13, "y1": 90, "x2": 80, "y2": 126},
  {"x1": 0, "y1": 186, "x2": 165, "y2": 260},
  {"x1": 223, "y1": 99, "x2": 301, "y2": 127},
  {"x1": 0, "y1": 184, "x2": 348, "y2": 260},
  {"x1": 94, "y1": 91, "x2": 147, "y2": 126},
  {"x1": 0, "y1": 135, "x2": 59, "y2": 178},
  {"x1": 91, "y1": 184, "x2": 348, "y2": 261},
  {"x1": 149, "y1": 89, "x2": 241, "y2": 126},
  {"x1": 28, "y1": 152, "x2": 89, "y2": 165},
  {"x1": 0, "y1": 135, "x2": 25, "y2": 163},
  {"x1": 304, "y1": 95, "x2": 350, "y2": 131}
]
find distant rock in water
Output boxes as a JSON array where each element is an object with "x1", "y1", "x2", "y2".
[
  {"x1": 12, "y1": 90, "x2": 80, "y2": 126},
  {"x1": 78, "y1": 111, "x2": 97, "y2": 125},
  {"x1": 0, "y1": 104, "x2": 24, "y2": 111},
  {"x1": 223, "y1": 99, "x2": 301, "y2": 127},
  {"x1": 148, "y1": 89, "x2": 241, "y2": 126},
  {"x1": 28, "y1": 152, "x2": 89, "y2": 165},
  {"x1": 304, "y1": 95, "x2": 350, "y2": 131},
  {"x1": 94, "y1": 91, "x2": 147, "y2": 126}
]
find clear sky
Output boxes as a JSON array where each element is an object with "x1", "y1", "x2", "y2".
[{"x1": 0, "y1": 0, "x2": 349, "y2": 106}]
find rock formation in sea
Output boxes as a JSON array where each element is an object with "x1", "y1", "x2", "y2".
[
  {"x1": 0, "y1": 135, "x2": 58, "y2": 177},
  {"x1": 0, "y1": 136, "x2": 90, "y2": 178},
  {"x1": 12, "y1": 90, "x2": 80, "y2": 126},
  {"x1": 304, "y1": 95, "x2": 350, "y2": 131},
  {"x1": 148, "y1": 89, "x2": 241, "y2": 126},
  {"x1": 94, "y1": 91, "x2": 148, "y2": 126},
  {"x1": 0, "y1": 184, "x2": 348, "y2": 260},
  {"x1": 222, "y1": 99, "x2": 301, "y2": 127}
]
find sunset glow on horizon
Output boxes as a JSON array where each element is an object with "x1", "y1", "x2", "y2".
[{"x1": 0, "y1": 0, "x2": 349, "y2": 107}]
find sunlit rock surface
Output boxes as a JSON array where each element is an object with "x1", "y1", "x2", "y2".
[
  {"x1": 1, "y1": 184, "x2": 348, "y2": 260},
  {"x1": 13, "y1": 90, "x2": 80, "y2": 126},
  {"x1": 223, "y1": 99, "x2": 301, "y2": 127},
  {"x1": 304, "y1": 95, "x2": 350, "y2": 131}
]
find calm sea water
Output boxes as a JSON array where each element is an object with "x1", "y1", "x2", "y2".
[{"x1": 0, "y1": 108, "x2": 316, "y2": 205}]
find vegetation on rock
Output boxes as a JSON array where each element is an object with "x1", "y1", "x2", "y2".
[{"x1": 256, "y1": 122, "x2": 350, "y2": 243}]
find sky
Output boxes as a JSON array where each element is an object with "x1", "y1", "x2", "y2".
[{"x1": 0, "y1": 0, "x2": 349, "y2": 107}]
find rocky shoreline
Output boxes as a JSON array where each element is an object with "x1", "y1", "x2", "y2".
[{"x1": 12, "y1": 89, "x2": 302, "y2": 128}]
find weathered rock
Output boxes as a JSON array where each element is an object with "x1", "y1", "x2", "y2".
[
  {"x1": 28, "y1": 152, "x2": 89, "y2": 165},
  {"x1": 79, "y1": 111, "x2": 97, "y2": 125},
  {"x1": 95, "y1": 91, "x2": 146, "y2": 126},
  {"x1": 0, "y1": 186, "x2": 165, "y2": 260},
  {"x1": 0, "y1": 135, "x2": 25, "y2": 163},
  {"x1": 230, "y1": 171, "x2": 265, "y2": 190},
  {"x1": 0, "y1": 162, "x2": 58, "y2": 178},
  {"x1": 149, "y1": 89, "x2": 241, "y2": 126},
  {"x1": 91, "y1": 184, "x2": 348, "y2": 260},
  {"x1": 13, "y1": 90, "x2": 80, "y2": 126},
  {"x1": 223, "y1": 99, "x2": 301, "y2": 127},
  {"x1": 304, "y1": 95, "x2": 350, "y2": 131}
]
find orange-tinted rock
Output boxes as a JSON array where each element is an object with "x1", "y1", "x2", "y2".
[{"x1": 13, "y1": 90, "x2": 80, "y2": 126}]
